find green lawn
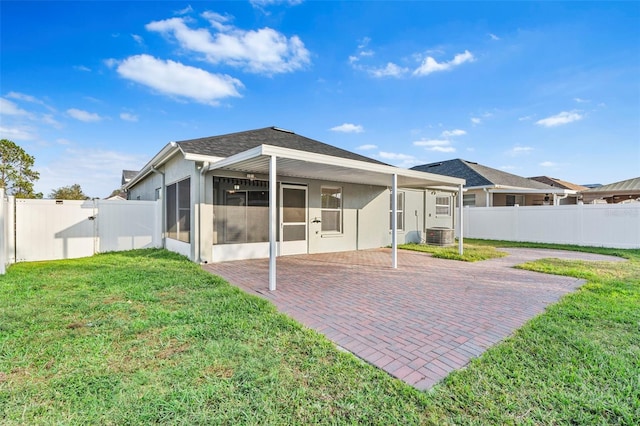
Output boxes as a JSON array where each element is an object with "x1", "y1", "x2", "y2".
[{"x1": 1, "y1": 245, "x2": 638, "y2": 424}]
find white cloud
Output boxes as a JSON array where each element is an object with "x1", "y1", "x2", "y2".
[
  {"x1": 250, "y1": 0, "x2": 304, "y2": 8},
  {"x1": 67, "y1": 108, "x2": 103, "y2": 122},
  {"x1": 0, "y1": 125, "x2": 38, "y2": 141},
  {"x1": 574, "y1": 97, "x2": 590, "y2": 103},
  {"x1": 489, "y1": 33, "x2": 500, "y2": 41},
  {"x1": 0, "y1": 98, "x2": 30, "y2": 116},
  {"x1": 441, "y1": 129, "x2": 466, "y2": 138},
  {"x1": 508, "y1": 146, "x2": 533, "y2": 156},
  {"x1": 379, "y1": 151, "x2": 415, "y2": 161},
  {"x1": 36, "y1": 148, "x2": 149, "y2": 198},
  {"x1": 330, "y1": 123, "x2": 364, "y2": 133},
  {"x1": 175, "y1": 5, "x2": 194, "y2": 15},
  {"x1": 357, "y1": 144, "x2": 377, "y2": 150},
  {"x1": 41, "y1": 114, "x2": 62, "y2": 129},
  {"x1": 145, "y1": 14, "x2": 310, "y2": 74},
  {"x1": 132, "y1": 34, "x2": 144, "y2": 45},
  {"x1": 120, "y1": 112, "x2": 139, "y2": 122},
  {"x1": 116, "y1": 54, "x2": 243, "y2": 105},
  {"x1": 74, "y1": 65, "x2": 91, "y2": 72},
  {"x1": 539, "y1": 161, "x2": 558, "y2": 167},
  {"x1": 6, "y1": 92, "x2": 51, "y2": 109},
  {"x1": 518, "y1": 115, "x2": 533, "y2": 121},
  {"x1": 413, "y1": 139, "x2": 456, "y2": 153},
  {"x1": 377, "y1": 151, "x2": 422, "y2": 168},
  {"x1": 536, "y1": 110, "x2": 583, "y2": 127},
  {"x1": 470, "y1": 117, "x2": 481, "y2": 125},
  {"x1": 369, "y1": 62, "x2": 409, "y2": 78},
  {"x1": 413, "y1": 50, "x2": 474, "y2": 76}
]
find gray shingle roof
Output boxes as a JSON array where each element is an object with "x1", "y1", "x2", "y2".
[
  {"x1": 411, "y1": 159, "x2": 553, "y2": 189},
  {"x1": 177, "y1": 127, "x2": 387, "y2": 165},
  {"x1": 529, "y1": 176, "x2": 589, "y2": 191},
  {"x1": 122, "y1": 169, "x2": 139, "y2": 185},
  {"x1": 582, "y1": 176, "x2": 640, "y2": 193}
]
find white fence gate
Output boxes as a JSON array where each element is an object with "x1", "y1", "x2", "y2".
[
  {"x1": 463, "y1": 203, "x2": 640, "y2": 249},
  {"x1": 0, "y1": 190, "x2": 161, "y2": 273}
]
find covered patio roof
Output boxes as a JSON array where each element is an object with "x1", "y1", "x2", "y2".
[
  {"x1": 200, "y1": 144, "x2": 465, "y2": 190},
  {"x1": 201, "y1": 144, "x2": 466, "y2": 291}
]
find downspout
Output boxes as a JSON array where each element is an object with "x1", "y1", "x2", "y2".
[
  {"x1": 554, "y1": 193, "x2": 569, "y2": 206},
  {"x1": 458, "y1": 184, "x2": 464, "y2": 255},
  {"x1": 150, "y1": 167, "x2": 165, "y2": 249},
  {"x1": 197, "y1": 162, "x2": 210, "y2": 263}
]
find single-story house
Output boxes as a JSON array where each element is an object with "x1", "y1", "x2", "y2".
[
  {"x1": 124, "y1": 127, "x2": 465, "y2": 288},
  {"x1": 529, "y1": 176, "x2": 588, "y2": 193},
  {"x1": 411, "y1": 159, "x2": 577, "y2": 207},
  {"x1": 580, "y1": 176, "x2": 640, "y2": 204}
]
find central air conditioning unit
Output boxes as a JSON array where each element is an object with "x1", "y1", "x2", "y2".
[{"x1": 426, "y1": 227, "x2": 454, "y2": 246}]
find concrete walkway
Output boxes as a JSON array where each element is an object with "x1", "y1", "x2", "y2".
[{"x1": 203, "y1": 247, "x2": 623, "y2": 390}]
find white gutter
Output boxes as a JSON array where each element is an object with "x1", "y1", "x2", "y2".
[
  {"x1": 196, "y1": 161, "x2": 209, "y2": 263},
  {"x1": 124, "y1": 142, "x2": 180, "y2": 190},
  {"x1": 150, "y1": 167, "x2": 166, "y2": 248}
]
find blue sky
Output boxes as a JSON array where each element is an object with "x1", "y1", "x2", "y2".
[{"x1": 1, "y1": 1, "x2": 639, "y2": 197}]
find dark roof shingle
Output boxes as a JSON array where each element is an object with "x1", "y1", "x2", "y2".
[
  {"x1": 177, "y1": 127, "x2": 387, "y2": 165},
  {"x1": 411, "y1": 159, "x2": 553, "y2": 189}
]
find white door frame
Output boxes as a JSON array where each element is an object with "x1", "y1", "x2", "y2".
[{"x1": 279, "y1": 184, "x2": 308, "y2": 256}]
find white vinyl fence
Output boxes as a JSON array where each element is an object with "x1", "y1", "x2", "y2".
[
  {"x1": 463, "y1": 203, "x2": 640, "y2": 249},
  {"x1": 0, "y1": 189, "x2": 161, "y2": 273}
]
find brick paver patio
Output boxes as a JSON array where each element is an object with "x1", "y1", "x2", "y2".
[{"x1": 204, "y1": 247, "x2": 623, "y2": 390}]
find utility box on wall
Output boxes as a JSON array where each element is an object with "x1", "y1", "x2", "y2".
[{"x1": 426, "y1": 227, "x2": 454, "y2": 246}]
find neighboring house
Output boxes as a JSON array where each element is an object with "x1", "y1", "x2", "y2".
[
  {"x1": 581, "y1": 176, "x2": 640, "y2": 204},
  {"x1": 106, "y1": 192, "x2": 127, "y2": 201},
  {"x1": 411, "y1": 159, "x2": 576, "y2": 207},
  {"x1": 529, "y1": 176, "x2": 588, "y2": 204},
  {"x1": 124, "y1": 127, "x2": 465, "y2": 267},
  {"x1": 122, "y1": 169, "x2": 139, "y2": 186}
]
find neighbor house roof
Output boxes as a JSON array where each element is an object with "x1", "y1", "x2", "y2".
[
  {"x1": 582, "y1": 177, "x2": 640, "y2": 194},
  {"x1": 121, "y1": 169, "x2": 139, "y2": 185},
  {"x1": 529, "y1": 176, "x2": 589, "y2": 191},
  {"x1": 412, "y1": 159, "x2": 553, "y2": 190},
  {"x1": 177, "y1": 127, "x2": 387, "y2": 166}
]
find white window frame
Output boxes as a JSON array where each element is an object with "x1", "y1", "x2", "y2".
[
  {"x1": 463, "y1": 193, "x2": 476, "y2": 207},
  {"x1": 435, "y1": 196, "x2": 451, "y2": 216},
  {"x1": 321, "y1": 186, "x2": 342, "y2": 234},
  {"x1": 389, "y1": 191, "x2": 405, "y2": 230}
]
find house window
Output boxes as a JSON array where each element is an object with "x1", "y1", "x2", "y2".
[
  {"x1": 321, "y1": 186, "x2": 342, "y2": 233},
  {"x1": 155, "y1": 187, "x2": 161, "y2": 201},
  {"x1": 166, "y1": 178, "x2": 190, "y2": 243},
  {"x1": 435, "y1": 196, "x2": 451, "y2": 216},
  {"x1": 213, "y1": 177, "x2": 269, "y2": 244},
  {"x1": 389, "y1": 192, "x2": 405, "y2": 230},
  {"x1": 506, "y1": 194, "x2": 525, "y2": 206},
  {"x1": 463, "y1": 193, "x2": 476, "y2": 207}
]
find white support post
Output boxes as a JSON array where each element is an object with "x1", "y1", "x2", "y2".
[
  {"x1": 391, "y1": 173, "x2": 398, "y2": 269},
  {"x1": 0, "y1": 189, "x2": 5, "y2": 275},
  {"x1": 458, "y1": 183, "x2": 464, "y2": 255},
  {"x1": 269, "y1": 155, "x2": 277, "y2": 291}
]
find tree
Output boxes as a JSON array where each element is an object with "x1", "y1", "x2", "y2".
[
  {"x1": 0, "y1": 139, "x2": 42, "y2": 198},
  {"x1": 49, "y1": 184, "x2": 90, "y2": 200}
]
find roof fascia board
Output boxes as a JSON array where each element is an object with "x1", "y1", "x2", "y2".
[
  {"x1": 125, "y1": 142, "x2": 179, "y2": 190},
  {"x1": 489, "y1": 188, "x2": 575, "y2": 194},
  {"x1": 206, "y1": 145, "x2": 264, "y2": 171},
  {"x1": 183, "y1": 152, "x2": 226, "y2": 163}
]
